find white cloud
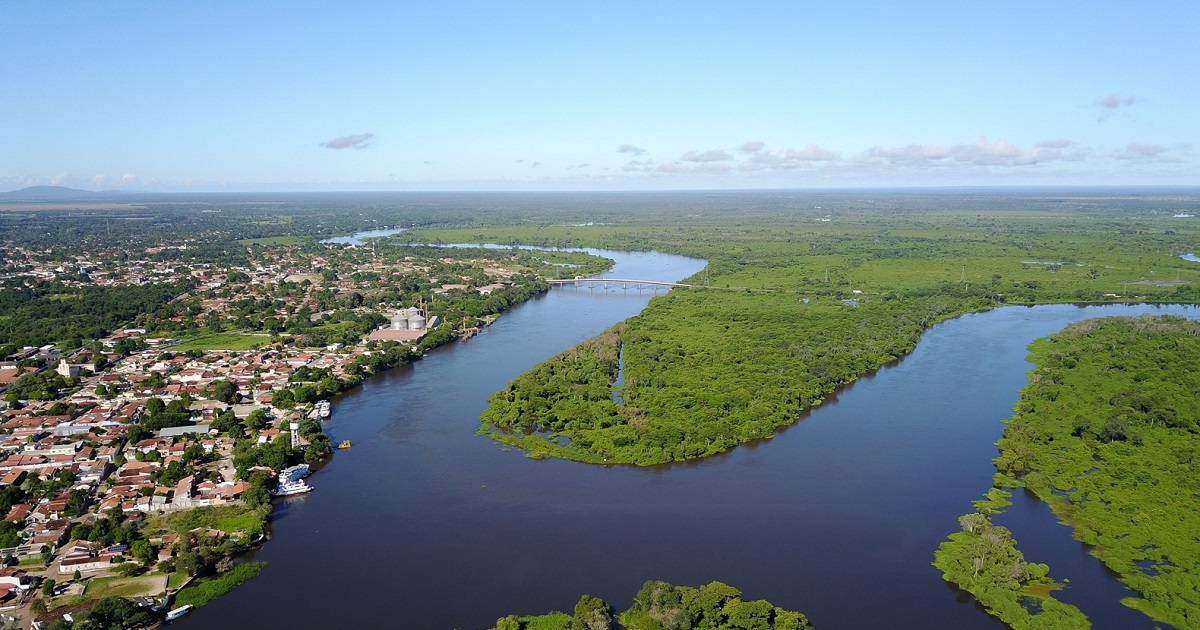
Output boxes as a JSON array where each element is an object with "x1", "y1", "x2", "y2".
[
  {"x1": 751, "y1": 146, "x2": 839, "y2": 169},
  {"x1": 1112, "y1": 143, "x2": 1181, "y2": 162},
  {"x1": 1036, "y1": 138, "x2": 1072, "y2": 149},
  {"x1": 857, "y1": 138, "x2": 1069, "y2": 168},
  {"x1": 617, "y1": 144, "x2": 648, "y2": 156},
  {"x1": 680, "y1": 149, "x2": 734, "y2": 162},
  {"x1": 739, "y1": 141, "x2": 764, "y2": 153},
  {"x1": 320, "y1": 133, "x2": 375, "y2": 150},
  {"x1": 1097, "y1": 93, "x2": 1137, "y2": 109},
  {"x1": 657, "y1": 161, "x2": 733, "y2": 174}
]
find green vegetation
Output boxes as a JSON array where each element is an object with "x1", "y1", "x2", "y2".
[
  {"x1": 79, "y1": 574, "x2": 167, "y2": 600},
  {"x1": 236, "y1": 235, "x2": 311, "y2": 245},
  {"x1": 483, "y1": 288, "x2": 994, "y2": 464},
  {"x1": 173, "y1": 332, "x2": 270, "y2": 351},
  {"x1": 934, "y1": 502, "x2": 1088, "y2": 629},
  {"x1": 468, "y1": 192, "x2": 1200, "y2": 464},
  {"x1": 488, "y1": 580, "x2": 811, "y2": 630},
  {"x1": 0, "y1": 280, "x2": 190, "y2": 351},
  {"x1": 147, "y1": 504, "x2": 268, "y2": 540},
  {"x1": 987, "y1": 315, "x2": 1200, "y2": 627},
  {"x1": 167, "y1": 571, "x2": 190, "y2": 590},
  {"x1": 172, "y1": 561, "x2": 267, "y2": 608},
  {"x1": 43, "y1": 596, "x2": 160, "y2": 629},
  {"x1": 490, "y1": 612, "x2": 573, "y2": 630}
]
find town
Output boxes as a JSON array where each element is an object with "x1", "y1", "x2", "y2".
[{"x1": 0, "y1": 231, "x2": 612, "y2": 628}]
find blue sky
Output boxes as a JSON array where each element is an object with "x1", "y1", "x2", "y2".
[{"x1": 2, "y1": 1, "x2": 1196, "y2": 191}]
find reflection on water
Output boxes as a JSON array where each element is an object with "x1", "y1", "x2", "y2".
[{"x1": 319, "y1": 227, "x2": 407, "y2": 246}]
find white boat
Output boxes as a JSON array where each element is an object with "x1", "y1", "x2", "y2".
[
  {"x1": 316, "y1": 400, "x2": 331, "y2": 418},
  {"x1": 166, "y1": 605, "x2": 194, "y2": 620},
  {"x1": 271, "y1": 480, "x2": 313, "y2": 497},
  {"x1": 280, "y1": 463, "x2": 311, "y2": 483}
]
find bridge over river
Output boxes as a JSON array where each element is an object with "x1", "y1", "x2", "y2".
[{"x1": 547, "y1": 277, "x2": 691, "y2": 291}]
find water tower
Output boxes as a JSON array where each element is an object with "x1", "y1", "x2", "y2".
[{"x1": 290, "y1": 419, "x2": 301, "y2": 449}]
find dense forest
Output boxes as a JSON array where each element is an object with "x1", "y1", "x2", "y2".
[
  {"x1": 469, "y1": 191, "x2": 1200, "y2": 465},
  {"x1": 482, "y1": 290, "x2": 993, "y2": 464},
  {"x1": 0, "y1": 280, "x2": 190, "y2": 352},
  {"x1": 984, "y1": 315, "x2": 1200, "y2": 628},
  {"x1": 488, "y1": 580, "x2": 812, "y2": 630}
]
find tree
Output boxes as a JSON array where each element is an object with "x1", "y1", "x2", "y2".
[
  {"x1": 210, "y1": 409, "x2": 240, "y2": 435},
  {"x1": 245, "y1": 408, "x2": 270, "y2": 431},
  {"x1": 292, "y1": 384, "x2": 318, "y2": 404},
  {"x1": 145, "y1": 397, "x2": 166, "y2": 415},
  {"x1": 271, "y1": 389, "x2": 295, "y2": 410},
  {"x1": 208, "y1": 379, "x2": 238, "y2": 404},
  {"x1": 40, "y1": 578, "x2": 55, "y2": 598},
  {"x1": 126, "y1": 424, "x2": 150, "y2": 444},
  {"x1": 242, "y1": 483, "x2": 271, "y2": 510},
  {"x1": 573, "y1": 595, "x2": 612, "y2": 630},
  {"x1": 76, "y1": 595, "x2": 156, "y2": 628},
  {"x1": 141, "y1": 372, "x2": 166, "y2": 389}
]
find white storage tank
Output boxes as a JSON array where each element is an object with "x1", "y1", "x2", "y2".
[
  {"x1": 408, "y1": 314, "x2": 427, "y2": 330},
  {"x1": 390, "y1": 315, "x2": 409, "y2": 330}
]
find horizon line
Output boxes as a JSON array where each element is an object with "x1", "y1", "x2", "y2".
[{"x1": 5, "y1": 183, "x2": 1200, "y2": 196}]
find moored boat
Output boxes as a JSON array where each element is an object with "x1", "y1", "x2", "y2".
[
  {"x1": 166, "y1": 605, "x2": 194, "y2": 621},
  {"x1": 280, "y1": 463, "x2": 311, "y2": 483},
  {"x1": 271, "y1": 479, "x2": 313, "y2": 497}
]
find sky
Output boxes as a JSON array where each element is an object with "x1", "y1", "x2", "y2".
[{"x1": 2, "y1": 1, "x2": 1197, "y2": 192}]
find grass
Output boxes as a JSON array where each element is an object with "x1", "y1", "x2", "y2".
[
  {"x1": 173, "y1": 332, "x2": 271, "y2": 351},
  {"x1": 167, "y1": 571, "x2": 190, "y2": 590},
  {"x1": 147, "y1": 505, "x2": 267, "y2": 538},
  {"x1": 82, "y1": 573, "x2": 168, "y2": 599},
  {"x1": 173, "y1": 561, "x2": 266, "y2": 608}
]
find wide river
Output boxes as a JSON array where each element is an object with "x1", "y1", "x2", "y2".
[{"x1": 178, "y1": 246, "x2": 1197, "y2": 629}]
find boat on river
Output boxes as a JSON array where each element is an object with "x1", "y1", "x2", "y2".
[
  {"x1": 280, "y1": 463, "x2": 310, "y2": 483},
  {"x1": 338, "y1": 440, "x2": 352, "y2": 449},
  {"x1": 272, "y1": 480, "x2": 313, "y2": 497},
  {"x1": 166, "y1": 605, "x2": 193, "y2": 621},
  {"x1": 316, "y1": 400, "x2": 331, "y2": 418}
]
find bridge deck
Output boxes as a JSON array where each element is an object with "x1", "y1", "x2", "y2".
[{"x1": 547, "y1": 278, "x2": 691, "y2": 288}]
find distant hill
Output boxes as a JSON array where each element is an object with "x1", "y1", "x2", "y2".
[{"x1": 1, "y1": 185, "x2": 100, "y2": 199}]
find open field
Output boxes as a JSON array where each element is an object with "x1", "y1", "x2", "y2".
[{"x1": 173, "y1": 332, "x2": 272, "y2": 352}]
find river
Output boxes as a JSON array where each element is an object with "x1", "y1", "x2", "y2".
[{"x1": 176, "y1": 245, "x2": 1197, "y2": 629}]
